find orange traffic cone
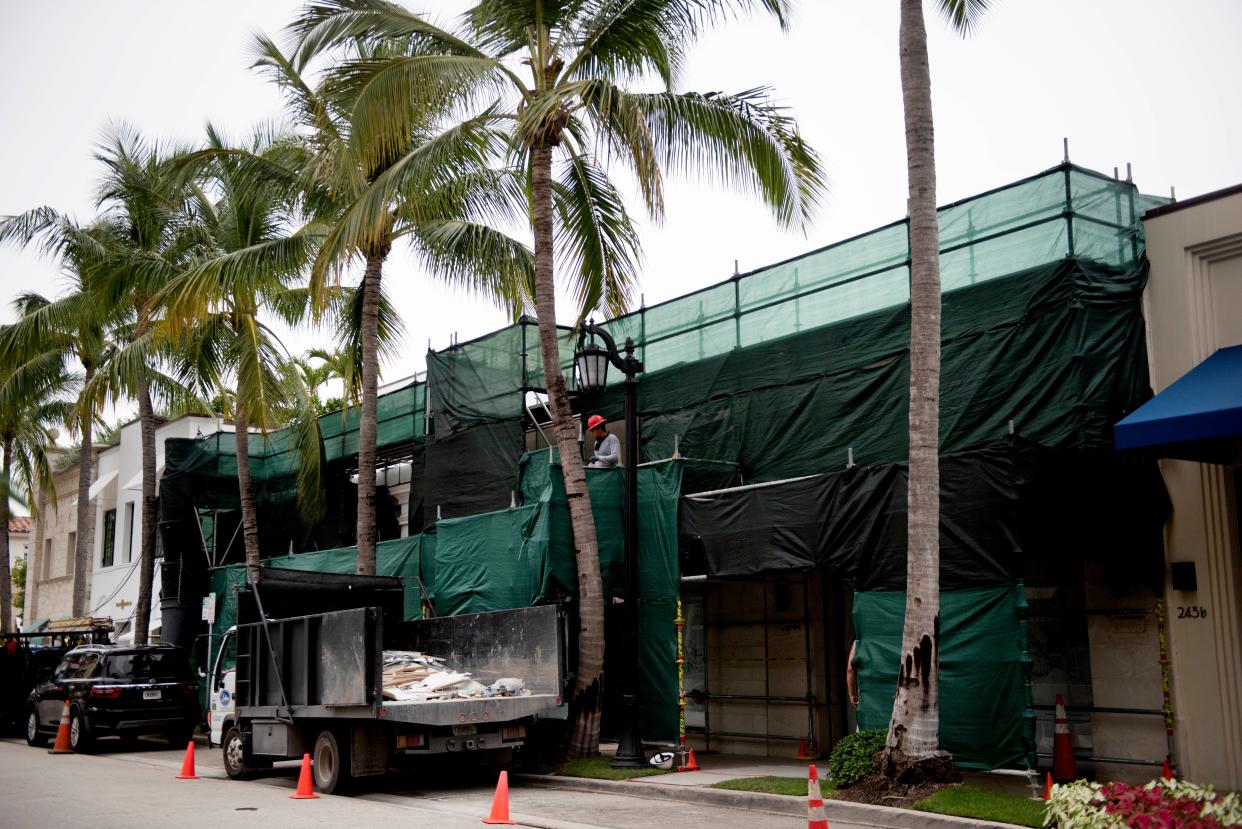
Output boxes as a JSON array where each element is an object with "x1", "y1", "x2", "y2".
[
  {"x1": 289, "y1": 753, "x2": 319, "y2": 799},
  {"x1": 678, "y1": 747, "x2": 700, "y2": 772},
  {"x1": 176, "y1": 740, "x2": 199, "y2": 779},
  {"x1": 795, "y1": 738, "x2": 816, "y2": 760},
  {"x1": 48, "y1": 701, "x2": 73, "y2": 754},
  {"x1": 1043, "y1": 772, "x2": 1054, "y2": 800},
  {"x1": 1052, "y1": 693, "x2": 1077, "y2": 782},
  {"x1": 807, "y1": 764, "x2": 829, "y2": 829},
  {"x1": 481, "y1": 770, "x2": 515, "y2": 825},
  {"x1": 1162, "y1": 758, "x2": 1174, "y2": 780}
]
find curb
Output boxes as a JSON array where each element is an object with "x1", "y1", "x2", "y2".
[{"x1": 514, "y1": 774, "x2": 1031, "y2": 829}]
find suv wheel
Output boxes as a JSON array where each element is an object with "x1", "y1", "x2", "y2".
[
  {"x1": 69, "y1": 707, "x2": 94, "y2": 753},
  {"x1": 25, "y1": 708, "x2": 47, "y2": 748}
]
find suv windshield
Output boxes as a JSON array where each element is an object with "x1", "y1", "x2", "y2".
[{"x1": 105, "y1": 650, "x2": 191, "y2": 682}]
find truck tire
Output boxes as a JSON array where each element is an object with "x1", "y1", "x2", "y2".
[
  {"x1": 312, "y1": 729, "x2": 352, "y2": 794},
  {"x1": 25, "y1": 707, "x2": 48, "y2": 748},
  {"x1": 222, "y1": 724, "x2": 269, "y2": 779}
]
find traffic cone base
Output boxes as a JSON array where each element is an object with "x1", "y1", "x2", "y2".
[
  {"x1": 1043, "y1": 772, "x2": 1053, "y2": 800},
  {"x1": 290, "y1": 753, "x2": 319, "y2": 799},
  {"x1": 49, "y1": 701, "x2": 73, "y2": 755},
  {"x1": 482, "y1": 770, "x2": 515, "y2": 824},
  {"x1": 1052, "y1": 693, "x2": 1077, "y2": 782},
  {"x1": 808, "y1": 764, "x2": 829, "y2": 829},
  {"x1": 678, "y1": 747, "x2": 700, "y2": 772},
  {"x1": 176, "y1": 740, "x2": 199, "y2": 779}
]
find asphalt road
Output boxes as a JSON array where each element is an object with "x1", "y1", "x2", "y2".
[{"x1": 0, "y1": 737, "x2": 860, "y2": 829}]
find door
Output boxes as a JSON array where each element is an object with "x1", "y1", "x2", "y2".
[{"x1": 38, "y1": 653, "x2": 79, "y2": 723}]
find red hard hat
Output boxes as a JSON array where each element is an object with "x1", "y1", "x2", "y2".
[{"x1": 587, "y1": 414, "x2": 606, "y2": 430}]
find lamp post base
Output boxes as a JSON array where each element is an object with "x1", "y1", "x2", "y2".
[{"x1": 610, "y1": 694, "x2": 646, "y2": 768}]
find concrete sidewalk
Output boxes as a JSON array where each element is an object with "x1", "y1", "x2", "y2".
[{"x1": 519, "y1": 750, "x2": 1040, "y2": 829}]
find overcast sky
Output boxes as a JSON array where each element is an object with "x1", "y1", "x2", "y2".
[{"x1": 3, "y1": 1, "x2": 1241, "y2": 390}]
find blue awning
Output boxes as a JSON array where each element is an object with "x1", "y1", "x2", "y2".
[{"x1": 1115, "y1": 344, "x2": 1242, "y2": 464}]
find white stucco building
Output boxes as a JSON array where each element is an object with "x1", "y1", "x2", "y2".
[{"x1": 90, "y1": 414, "x2": 229, "y2": 643}]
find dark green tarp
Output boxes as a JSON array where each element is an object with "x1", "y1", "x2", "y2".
[
  {"x1": 853, "y1": 584, "x2": 1032, "y2": 770},
  {"x1": 431, "y1": 455, "x2": 684, "y2": 739},
  {"x1": 207, "y1": 535, "x2": 431, "y2": 637},
  {"x1": 603, "y1": 257, "x2": 1151, "y2": 482}
]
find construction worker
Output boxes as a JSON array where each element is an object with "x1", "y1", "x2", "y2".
[{"x1": 586, "y1": 414, "x2": 620, "y2": 468}]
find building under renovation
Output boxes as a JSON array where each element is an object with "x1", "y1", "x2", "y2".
[{"x1": 150, "y1": 162, "x2": 1242, "y2": 788}]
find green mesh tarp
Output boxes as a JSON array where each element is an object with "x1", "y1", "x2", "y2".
[
  {"x1": 206, "y1": 534, "x2": 431, "y2": 639},
  {"x1": 427, "y1": 322, "x2": 576, "y2": 434},
  {"x1": 853, "y1": 584, "x2": 1032, "y2": 770},
  {"x1": 162, "y1": 379, "x2": 426, "y2": 510},
  {"x1": 320, "y1": 380, "x2": 425, "y2": 461},
  {"x1": 595, "y1": 165, "x2": 1166, "y2": 374},
  {"x1": 599, "y1": 256, "x2": 1151, "y2": 481},
  {"x1": 431, "y1": 456, "x2": 684, "y2": 739}
]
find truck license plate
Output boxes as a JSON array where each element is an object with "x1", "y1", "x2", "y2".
[
  {"x1": 452, "y1": 724, "x2": 476, "y2": 736},
  {"x1": 143, "y1": 690, "x2": 160, "y2": 700}
]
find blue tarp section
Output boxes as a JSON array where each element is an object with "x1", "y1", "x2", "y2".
[{"x1": 1115, "y1": 344, "x2": 1242, "y2": 462}]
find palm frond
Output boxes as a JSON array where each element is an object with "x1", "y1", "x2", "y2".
[
  {"x1": 616, "y1": 85, "x2": 824, "y2": 230},
  {"x1": 936, "y1": 0, "x2": 991, "y2": 36},
  {"x1": 551, "y1": 149, "x2": 640, "y2": 320},
  {"x1": 278, "y1": 359, "x2": 328, "y2": 523}
]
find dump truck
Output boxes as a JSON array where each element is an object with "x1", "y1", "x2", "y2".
[{"x1": 208, "y1": 568, "x2": 568, "y2": 793}]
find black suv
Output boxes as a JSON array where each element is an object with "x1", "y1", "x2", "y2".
[{"x1": 25, "y1": 644, "x2": 200, "y2": 752}]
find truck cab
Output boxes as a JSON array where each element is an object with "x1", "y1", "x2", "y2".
[{"x1": 206, "y1": 627, "x2": 236, "y2": 748}]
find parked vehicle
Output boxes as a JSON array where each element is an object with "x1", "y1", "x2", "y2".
[
  {"x1": 210, "y1": 568, "x2": 567, "y2": 794},
  {"x1": 25, "y1": 643, "x2": 200, "y2": 751},
  {"x1": 1, "y1": 622, "x2": 113, "y2": 735}
]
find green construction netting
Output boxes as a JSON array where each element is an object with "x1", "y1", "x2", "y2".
[
  {"x1": 597, "y1": 256, "x2": 1151, "y2": 481},
  {"x1": 596, "y1": 165, "x2": 1167, "y2": 374},
  {"x1": 853, "y1": 584, "x2": 1032, "y2": 770},
  {"x1": 431, "y1": 456, "x2": 683, "y2": 739},
  {"x1": 427, "y1": 322, "x2": 576, "y2": 434},
  {"x1": 207, "y1": 535, "x2": 432, "y2": 636},
  {"x1": 162, "y1": 379, "x2": 425, "y2": 510}
]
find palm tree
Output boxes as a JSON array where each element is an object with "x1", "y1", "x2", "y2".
[
  {"x1": 158, "y1": 126, "x2": 327, "y2": 580},
  {"x1": 0, "y1": 347, "x2": 76, "y2": 631},
  {"x1": 249, "y1": 34, "x2": 534, "y2": 578},
  {"x1": 291, "y1": 0, "x2": 824, "y2": 756},
  {"x1": 882, "y1": 0, "x2": 990, "y2": 776},
  {"x1": 89, "y1": 126, "x2": 204, "y2": 645},
  {"x1": 0, "y1": 212, "x2": 119, "y2": 617}
]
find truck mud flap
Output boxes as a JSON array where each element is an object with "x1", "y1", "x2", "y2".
[{"x1": 351, "y1": 725, "x2": 389, "y2": 777}]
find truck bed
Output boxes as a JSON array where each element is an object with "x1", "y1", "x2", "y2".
[{"x1": 234, "y1": 604, "x2": 566, "y2": 725}]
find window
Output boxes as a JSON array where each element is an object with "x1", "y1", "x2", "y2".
[
  {"x1": 66, "y1": 532, "x2": 76, "y2": 576},
  {"x1": 124, "y1": 502, "x2": 135, "y2": 563},
  {"x1": 101, "y1": 509, "x2": 117, "y2": 568},
  {"x1": 42, "y1": 538, "x2": 53, "y2": 580},
  {"x1": 106, "y1": 649, "x2": 191, "y2": 681}
]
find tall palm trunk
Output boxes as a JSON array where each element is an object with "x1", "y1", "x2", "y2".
[
  {"x1": 71, "y1": 364, "x2": 95, "y2": 617},
  {"x1": 531, "y1": 143, "x2": 607, "y2": 758},
  {"x1": 355, "y1": 250, "x2": 386, "y2": 576},
  {"x1": 885, "y1": 0, "x2": 944, "y2": 770},
  {"x1": 133, "y1": 374, "x2": 157, "y2": 644},
  {"x1": 1, "y1": 434, "x2": 12, "y2": 632},
  {"x1": 234, "y1": 389, "x2": 262, "y2": 583}
]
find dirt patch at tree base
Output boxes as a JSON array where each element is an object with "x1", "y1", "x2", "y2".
[{"x1": 832, "y1": 752, "x2": 962, "y2": 809}]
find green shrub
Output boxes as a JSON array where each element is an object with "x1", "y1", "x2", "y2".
[{"x1": 829, "y1": 730, "x2": 887, "y2": 788}]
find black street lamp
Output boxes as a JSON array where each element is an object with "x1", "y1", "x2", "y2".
[{"x1": 574, "y1": 321, "x2": 645, "y2": 769}]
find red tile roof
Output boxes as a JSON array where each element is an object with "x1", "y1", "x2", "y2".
[{"x1": 8, "y1": 516, "x2": 32, "y2": 534}]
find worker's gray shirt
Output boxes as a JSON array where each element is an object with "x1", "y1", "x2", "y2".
[{"x1": 590, "y1": 433, "x2": 621, "y2": 468}]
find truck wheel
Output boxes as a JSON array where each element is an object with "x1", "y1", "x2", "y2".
[
  {"x1": 312, "y1": 729, "x2": 352, "y2": 794},
  {"x1": 25, "y1": 707, "x2": 48, "y2": 748},
  {"x1": 223, "y1": 725, "x2": 256, "y2": 779}
]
